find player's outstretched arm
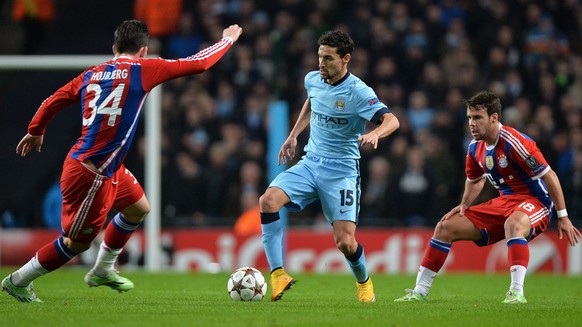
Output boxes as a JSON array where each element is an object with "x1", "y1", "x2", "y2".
[{"x1": 16, "y1": 133, "x2": 44, "y2": 157}]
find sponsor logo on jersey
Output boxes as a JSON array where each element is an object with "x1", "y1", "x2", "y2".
[
  {"x1": 368, "y1": 97, "x2": 379, "y2": 106},
  {"x1": 311, "y1": 112, "x2": 349, "y2": 129}
]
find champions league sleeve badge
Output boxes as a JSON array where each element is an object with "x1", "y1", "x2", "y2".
[{"x1": 525, "y1": 155, "x2": 538, "y2": 168}]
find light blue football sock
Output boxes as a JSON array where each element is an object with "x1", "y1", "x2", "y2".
[
  {"x1": 261, "y1": 212, "x2": 283, "y2": 271},
  {"x1": 346, "y1": 243, "x2": 369, "y2": 283}
]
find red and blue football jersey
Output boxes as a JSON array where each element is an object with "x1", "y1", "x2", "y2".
[
  {"x1": 27, "y1": 37, "x2": 234, "y2": 177},
  {"x1": 466, "y1": 123, "x2": 552, "y2": 207}
]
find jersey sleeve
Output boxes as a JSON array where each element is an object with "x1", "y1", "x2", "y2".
[
  {"x1": 28, "y1": 71, "x2": 87, "y2": 135},
  {"x1": 465, "y1": 143, "x2": 484, "y2": 182},
  {"x1": 140, "y1": 37, "x2": 234, "y2": 92},
  {"x1": 505, "y1": 130, "x2": 550, "y2": 180},
  {"x1": 354, "y1": 83, "x2": 388, "y2": 124},
  {"x1": 304, "y1": 71, "x2": 319, "y2": 98}
]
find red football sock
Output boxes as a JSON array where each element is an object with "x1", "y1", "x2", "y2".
[
  {"x1": 420, "y1": 238, "x2": 451, "y2": 272},
  {"x1": 36, "y1": 237, "x2": 76, "y2": 271},
  {"x1": 103, "y1": 213, "x2": 141, "y2": 249},
  {"x1": 507, "y1": 237, "x2": 529, "y2": 268}
]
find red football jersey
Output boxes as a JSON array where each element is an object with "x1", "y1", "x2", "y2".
[
  {"x1": 465, "y1": 123, "x2": 552, "y2": 207},
  {"x1": 27, "y1": 37, "x2": 234, "y2": 177}
]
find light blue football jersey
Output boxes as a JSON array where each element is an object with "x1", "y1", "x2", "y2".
[{"x1": 304, "y1": 71, "x2": 389, "y2": 159}]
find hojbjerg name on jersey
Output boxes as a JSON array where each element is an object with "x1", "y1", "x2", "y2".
[{"x1": 90, "y1": 69, "x2": 129, "y2": 81}]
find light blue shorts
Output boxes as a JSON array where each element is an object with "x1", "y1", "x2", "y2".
[{"x1": 269, "y1": 153, "x2": 361, "y2": 225}]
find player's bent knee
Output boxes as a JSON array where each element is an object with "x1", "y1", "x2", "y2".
[
  {"x1": 121, "y1": 198, "x2": 151, "y2": 224},
  {"x1": 259, "y1": 191, "x2": 284, "y2": 212},
  {"x1": 504, "y1": 216, "x2": 530, "y2": 237},
  {"x1": 434, "y1": 220, "x2": 454, "y2": 242},
  {"x1": 335, "y1": 238, "x2": 357, "y2": 255}
]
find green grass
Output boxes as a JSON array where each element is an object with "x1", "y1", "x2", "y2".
[{"x1": 1, "y1": 267, "x2": 581, "y2": 327}]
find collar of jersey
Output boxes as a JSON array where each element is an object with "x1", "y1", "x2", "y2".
[{"x1": 324, "y1": 71, "x2": 350, "y2": 86}]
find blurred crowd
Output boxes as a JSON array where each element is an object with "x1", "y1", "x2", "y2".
[{"x1": 4, "y1": 0, "x2": 582, "y2": 229}]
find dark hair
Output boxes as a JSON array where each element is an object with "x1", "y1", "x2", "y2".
[
  {"x1": 464, "y1": 90, "x2": 502, "y2": 117},
  {"x1": 317, "y1": 30, "x2": 354, "y2": 58},
  {"x1": 113, "y1": 20, "x2": 149, "y2": 54}
]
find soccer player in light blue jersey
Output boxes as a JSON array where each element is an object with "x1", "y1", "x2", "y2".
[{"x1": 260, "y1": 30, "x2": 400, "y2": 302}]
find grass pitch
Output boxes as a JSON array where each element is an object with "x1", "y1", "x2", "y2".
[{"x1": 1, "y1": 267, "x2": 580, "y2": 327}]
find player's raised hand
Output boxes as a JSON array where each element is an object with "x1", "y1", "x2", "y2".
[
  {"x1": 223, "y1": 24, "x2": 243, "y2": 42},
  {"x1": 278, "y1": 136, "x2": 297, "y2": 166},
  {"x1": 16, "y1": 133, "x2": 44, "y2": 157}
]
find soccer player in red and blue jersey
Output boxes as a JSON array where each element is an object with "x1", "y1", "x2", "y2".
[
  {"x1": 395, "y1": 90, "x2": 580, "y2": 304},
  {"x1": 2, "y1": 20, "x2": 243, "y2": 303}
]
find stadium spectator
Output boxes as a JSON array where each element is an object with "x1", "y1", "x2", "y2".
[
  {"x1": 233, "y1": 189, "x2": 262, "y2": 236},
  {"x1": 360, "y1": 156, "x2": 396, "y2": 225},
  {"x1": 563, "y1": 149, "x2": 582, "y2": 221},
  {"x1": 420, "y1": 133, "x2": 460, "y2": 221},
  {"x1": 418, "y1": 62, "x2": 447, "y2": 108},
  {"x1": 165, "y1": 12, "x2": 203, "y2": 59},
  {"x1": 164, "y1": 152, "x2": 207, "y2": 225},
  {"x1": 1, "y1": 20, "x2": 243, "y2": 303},
  {"x1": 395, "y1": 91, "x2": 581, "y2": 304},
  {"x1": 11, "y1": 0, "x2": 55, "y2": 54},
  {"x1": 224, "y1": 159, "x2": 265, "y2": 221},
  {"x1": 406, "y1": 90, "x2": 435, "y2": 132},
  {"x1": 392, "y1": 145, "x2": 435, "y2": 226},
  {"x1": 134, "y1": 0, "x2": 183, "y2": 56},
  {"x1": 259, "y1": 30, "x2": 399, "y2": 303},
  {"x1": 523, "y1": 9, "x2": 570, "y2": 72}
]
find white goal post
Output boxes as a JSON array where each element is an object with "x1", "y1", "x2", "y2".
[{"x1": 0, "y1": 55, "x2": 162, "y2": 272}]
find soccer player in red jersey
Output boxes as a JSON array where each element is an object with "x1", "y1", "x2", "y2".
[
  {"x1": 395, "y1": 90, "x2": 581, "y2": 304},
  {"x1": 2, "y1": 20, "x2": 242, "y2": 303}
]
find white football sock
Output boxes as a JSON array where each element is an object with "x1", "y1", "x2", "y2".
[
  {"x1": 92, "y1": 242, "x2": 123, "y2": 276},
  {"x1": 414, "y1": 266, "x2": 437, "y2": 296},
  {"x1": 509, "y1": 265, "x2": 527, "y2": 295},
  {"x1": 11, "y1": 255, "x2": 49, "y2": 287}
]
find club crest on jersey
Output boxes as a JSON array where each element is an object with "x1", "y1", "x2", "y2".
[
  {"x1": 485, "y1": 155, "x2": 494, "y2": 170},
  {"x1": 525, "y1": 156, "x2": 538, "y2": 168},
  {"x1": 335, "y1": 97, "x2": 346, "y2": 111},
  {"x1": 498, "y1": 154, "x2": 508, "y2": 168}
]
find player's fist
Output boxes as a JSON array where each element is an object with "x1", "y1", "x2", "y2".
[{"x1": 223, "y1": 24, "x2": 243, "y2": 42}]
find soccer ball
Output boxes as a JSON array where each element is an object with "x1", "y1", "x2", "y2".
[{"x1": 227, "y1": 267, "x2": 267, "y2": 301}]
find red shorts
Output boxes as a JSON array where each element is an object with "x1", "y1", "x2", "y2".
[
  {"x1": 59, "y1": 156, "x2": 144, "y2": 243},
  {"x1": 464, "y1": 194, "x2": 550, "y2": 246}
]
